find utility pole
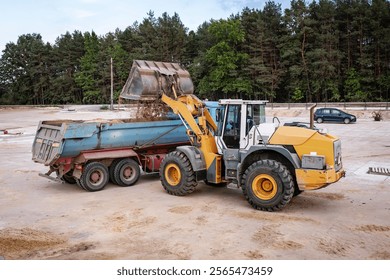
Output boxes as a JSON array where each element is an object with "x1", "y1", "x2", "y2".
[{"x1": 110, "y1": 57, "x2": 114, "y2": 110}]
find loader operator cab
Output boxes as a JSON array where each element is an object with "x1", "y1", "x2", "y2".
[{"x1": 216, "y1": 100, "x2": 267, "y2": 151}]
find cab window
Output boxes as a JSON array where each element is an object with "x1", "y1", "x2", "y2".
[{"x1": 222, "y1": 105, "x2": 241, "y2": 148}]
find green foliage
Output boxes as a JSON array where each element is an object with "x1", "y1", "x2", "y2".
[
  {"x1": 0, "y1": 34, "x2": 51, "y2": 104},
  {"x1": 75, "y1": 31, "x2": 101, "y2": 104},
  {"x1": 1, "y1": 2, "x2": 390, "y2": 105},
  {"x1": 292, "y1": 87, "x2": 304, "y2": 102},
  {"x1": 344, "y1": 68, "x2": 367, "y2": 101},
  {"x1": 49, "y1": 31, "x2": 85, "y2": 104},
  {"x1": 198, "y1": 18, "x2": 251, "y2": 99}
]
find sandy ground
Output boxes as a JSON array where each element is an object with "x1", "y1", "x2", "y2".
[{"x1": 0, "y1": 105, "x2": 389, "y2": 260}]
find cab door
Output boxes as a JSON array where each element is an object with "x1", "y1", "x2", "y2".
[{"x1": 221, "y1": 104, "x2": 241, "y2": 149}]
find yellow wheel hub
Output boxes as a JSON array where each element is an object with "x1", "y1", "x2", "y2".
[
  {"x1": 252, "y1": 174, "x2": 278, "y2": 200},
  {"x1": 165, "y1": 163, "x2": 181, "y2": 186}
]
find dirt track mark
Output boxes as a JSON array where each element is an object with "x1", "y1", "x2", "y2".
[
  {"x1": 252, "y1": 225, "x2": 304, "y2": 251},
  {"x1": 159, "y1": 243, "x2": 191, "y2": 260},
  {"x1": 274, "y1": 240, "x2": 304, "y2": 250},
  {"x1": 0, "y1": 228, "x2": 66, "y2": 258},
  {"x1": 354, "y1": 224, "x2": 390, "y2": 232},
  {"x1": 122, "y1": 238, "x2": 191, "y2": 259},
  {"x1": 233, "y1": 210, "x2": 318, "y2": 224},
  {"x1": 168, "y1": 206, "x2": 193, "y2": 214},
  {"x1": 106, "y1": 212, "x2": 157, "y2": 232},
  {"x1": 369, "y1": 251, "x2": 390, "y2": 259},
  {"x1": 317, "y1": 238, "x2": 350, "y2": 256},
  {"x1": 30, "y1": 242, "x2": 95, "y2": 259},
  {"x1": 128, "y1": 216, "x2": 157, "y2": 228},
  {"x1": 0, "y1": 227, "x2": 95, "y2": 260},
  {"x1": 244, "y1": 250, "x2": 264, "y2": 259},
  {"x1": 304, "y1": 192, "x2": 345, "y2": 200},
  {"x1": 201, "y1": 203, "x2": 217, "y2": 213},
  {"x1": 252, "y1": 225, "x2": 282, "y2": 244},
  {"x1": 195, "y1": 215, "x2": 208, "y2": 226},
  {"x1": 131, "y1": 208, "x2": 143, "y2": 216}
]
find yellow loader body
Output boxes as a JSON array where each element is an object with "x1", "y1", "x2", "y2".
[{"x1": 269, "y1": 126, "x2": 345, "y2": 190}]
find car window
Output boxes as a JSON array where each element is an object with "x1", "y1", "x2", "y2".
[
  {"x1": 322, "y1": 109, "x2": 330, "y2": 114},
  {"x1": 331, "y1": 109, "x2": 340, "y2": 114}
]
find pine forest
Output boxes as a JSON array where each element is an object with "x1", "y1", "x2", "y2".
[{"x1": 0, "y1": 0, "x2": 389, "y2": 105}]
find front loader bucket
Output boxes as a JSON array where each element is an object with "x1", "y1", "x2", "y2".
[{"x1": 120, "y1": 60, "x2": 194, "y2": 101}]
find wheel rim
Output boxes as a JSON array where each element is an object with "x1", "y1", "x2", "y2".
[
  {"x1": 165, "y1": 163, "x2": 181, "y2": 186},
  {"x1": 252, "y1": 174, "x2": 278, "y2": 200},
  {"x1": 122, "y1": 164, "x2": 135, "y2": 182},
  {"x1": 89, "y1": 170, "x2": 104, "y2": 186}
]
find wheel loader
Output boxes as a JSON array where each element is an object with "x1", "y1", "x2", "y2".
[{"x1": 120, "y1": 60, "x2": 345, "y2": 211}]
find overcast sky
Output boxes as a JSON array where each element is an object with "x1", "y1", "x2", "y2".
[{"x1": 0, "y1": 0, "x2": 290, "y2": 52}]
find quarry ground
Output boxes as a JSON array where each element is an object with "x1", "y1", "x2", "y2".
[{"x1": 0, "y1": 105, "x2": 389, "y2": 260}]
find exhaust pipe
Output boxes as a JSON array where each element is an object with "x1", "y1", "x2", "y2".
[{"x1": 309, "y1": 104, "x2": 317, "y2": 129}]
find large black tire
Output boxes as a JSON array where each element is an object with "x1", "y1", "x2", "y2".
[
  {"x1": 113, "y1": 158, "x2": 141, "y2": 187},
  {"x1": 63, "y1": 172, "x2": 77, "y2": 184},
  {"x1": 241, "y1": 160, "x2": 294, "y2": 211},
  {"x1": 75, "y1": 178, "x2": 87, "y2": 191},
  {"x1": 109, "y1": 158, "x2": 122, "y2": 185},
  {"x1": 56, "y1": 170, "x2": 76, "y2": 184},
  {"x1": 80, "y1": 162, "x2": 109, "y2": 192},
  {"x1": 159, "y1": 151, "x2": 197, "y2": 196}
]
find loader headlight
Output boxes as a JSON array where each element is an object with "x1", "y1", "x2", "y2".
[{"x1": 333, "y1": 140, "x2": 342, "y2": 171}]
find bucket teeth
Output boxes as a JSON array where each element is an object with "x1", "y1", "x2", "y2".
[{"x1": 120, "y1": 60, "x2": 194, "y2": 101}]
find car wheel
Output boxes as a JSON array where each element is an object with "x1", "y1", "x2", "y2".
[
  {"x1": 344, "y1": 118, "x2": 351, "y2": 124},
  {"x1": 317, "y1": 117, "x2": 323, "y2": 124}
]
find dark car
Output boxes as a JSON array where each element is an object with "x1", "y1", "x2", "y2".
[{"x1": 314, "y1": 108, "x2": 356, "y2": 124}]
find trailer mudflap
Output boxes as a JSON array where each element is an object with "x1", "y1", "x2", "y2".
[{"x1": 39, "y1": 172, "x2": 64, "y2": 184}]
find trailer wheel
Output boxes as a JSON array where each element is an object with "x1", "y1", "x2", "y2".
[
  {"x1": 114, "y1": 158, "x2": 140, "y2": 187},
  {"x1": 80, "y1": 162, "x2": 109, "y2": 192},
  {"x1": 241, "y1": 160, "x2": 294, "y2": 211},
  {"x1": 160, "y1": 151, "x2": 197, "y2": 196},
  {"x1": 76, "y1": 178, "x2": 87, "y2": 191},
  {"x1": 56, "y1": 170, "x2": 76, "y2": 184},
  {"x1": 63, "y1": 172, "x2": 77, "y2": 184},
  {"x1": 109, "y1": 158, "x2": 122, "y2": 185}
]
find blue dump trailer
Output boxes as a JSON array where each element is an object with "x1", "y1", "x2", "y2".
[
  {"x1": 32, "y1": 102, "x2": 220, "y2": 192},
  {"x1": 32, "y1": 58, "x2": 220, "y2": 193},
  {"x1": 32, "y1": 117, "x2": 190, "y2": 192}
]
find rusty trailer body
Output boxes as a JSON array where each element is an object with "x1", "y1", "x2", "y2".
[{"x1": 32, "y1": 118, "x2": 189, "y2": 191}]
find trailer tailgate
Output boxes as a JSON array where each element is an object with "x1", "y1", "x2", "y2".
[{"x1": 32, "y1": 121, "x2": 66, "y2": 166}]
